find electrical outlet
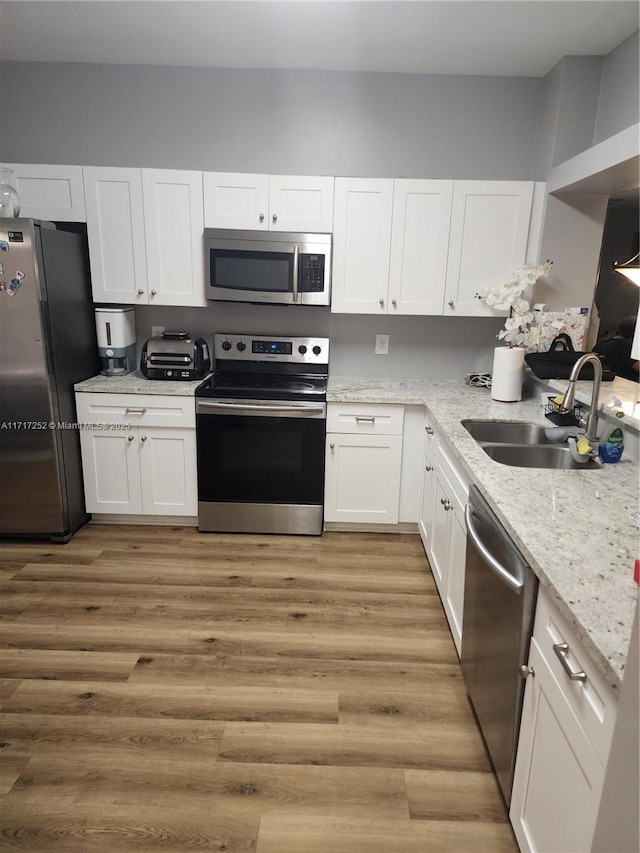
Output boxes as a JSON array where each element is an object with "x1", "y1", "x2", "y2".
[
  {"x1": 151, "y1": 325, "x2": 165, "y2": 338},
  {"x1": 375, "y1": 334, "x2": 389, "y2": 355}
]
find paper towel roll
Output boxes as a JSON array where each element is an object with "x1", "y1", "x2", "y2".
[{"x1": 491, "y1": 346, "x2": 524, "y2": 402}]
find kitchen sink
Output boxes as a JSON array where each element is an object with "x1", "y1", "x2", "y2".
[
  {"x1": 461, "y1": 419, "x2": 602, "y2": 470},
  {"x1": 462, "y1": 420, "x2": 552, "y2": 445},
  {"x1": 481, "y1": 442, "x2": 602, "y2": 470}
]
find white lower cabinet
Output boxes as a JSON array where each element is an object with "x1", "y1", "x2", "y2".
[
  {"x1": 510, "y1": 588, "x2": 617, "y2": 853},
  {"x1": 75, "y1": 393, "x2": 197, "y2": 517},
  {"x1": 324, "y1": 403, "x2": 404, "y2": 525},
  {"x1": 418, "y1": 412, "x2": 468, "y2": 656}
]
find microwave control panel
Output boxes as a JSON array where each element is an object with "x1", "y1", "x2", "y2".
[{"x1": 300, "y1": 254, "x2": 325, "y2": 292}]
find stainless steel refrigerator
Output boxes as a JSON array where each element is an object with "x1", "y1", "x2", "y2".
[{"x1": 0, "y1": 218, "x2": 100, "y2": 542}]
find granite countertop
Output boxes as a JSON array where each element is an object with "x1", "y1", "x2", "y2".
[
  {"x1": 74, "y1": 371, "x2": 209, "y2": 396},
  {"x1": 328, "y1": 375, "x2": 639, "y2": 693}
]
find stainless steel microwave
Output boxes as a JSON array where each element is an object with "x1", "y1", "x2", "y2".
[{"x1": 204, "y1": 229, "x2": 331, "y2": 306}]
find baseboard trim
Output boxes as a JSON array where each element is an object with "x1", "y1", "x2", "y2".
[
  {"x1": 89, "y1": 514, "x2": 199, "y2": 526},
  {"x1": 323, "y1": 522, "x2": 419, "y2": 534}
]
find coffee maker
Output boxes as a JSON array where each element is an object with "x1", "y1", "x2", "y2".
[{"x1": 95, "y1": 307, "x2": 136, "y2": 376}]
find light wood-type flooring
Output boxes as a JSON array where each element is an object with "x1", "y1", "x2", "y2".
[{"x1": 0, "y1": 525, "x2": 518, "y2": 852}]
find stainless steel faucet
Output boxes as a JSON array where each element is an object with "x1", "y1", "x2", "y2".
[{"x1": 561, "y1": 353, "x2": 603, "y2": 440}]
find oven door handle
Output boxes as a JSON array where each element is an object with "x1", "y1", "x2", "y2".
[{"x1": 196, "y1": 400, "x2": 326, "y2": 416}]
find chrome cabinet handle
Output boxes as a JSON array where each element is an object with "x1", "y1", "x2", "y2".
[
  {"x1": 355, "y1": 416, "x2": 375, "y2": 424},
  {"x1": 425, "y1": 426, "x2": 434, "y2": 435},
  {"x1": 553, "y1": 643, "x2": 587, "y2": 683},
  {"x1": 272, "y1": 213, "x2": 278, "y2": 222},
  {"x1": 448, "y1": 300, "x2": 454, "y2": 308},
  {"x1": 519, "y1": 665, "x2": 535, "y2": 679},
  {"x1": 125, "y1": 407, "x2": 147, "y2": 415},
  {"x1": 140, "y1": 435, "x2": 148, "y2": 442},
  {"x1": 330, "y1": 442, "x2": 335, "y2": 449},
  {"x1": 137, "y1": 289, "x2": 145, "y2": 295},
  {"x1": 127, "y1": 435, "x2": 135, "y2": 442},
  {"x1": 392, "y1": 299, "x2": 397, "y2": 307},
  {"x1": 441, "y1": 497, "x2": 452, "y2": 511},
  {"x1": 259, "y1": 213, "x2": 265, "y2": 222},
  {"x1": 150, "y1": 289, "x2": 157, "y2": 296},
  {"x1": 425, "y1": 465, "x2": 433, "y2": 472},
  {"x1": 379, "y1": 298, "x2": 384, "y2": 307}
]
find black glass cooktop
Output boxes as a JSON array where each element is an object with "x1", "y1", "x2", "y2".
[{"x1": 196, "y1": 371, "x2": 327, "y2": 402}]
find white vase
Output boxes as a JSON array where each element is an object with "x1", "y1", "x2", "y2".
[
  {"x1": 0, "y1": 167, "x2": 20, "y2": 217},
  {"x1": 491, "y1": 346, "x2": 524, "y2": 402}
]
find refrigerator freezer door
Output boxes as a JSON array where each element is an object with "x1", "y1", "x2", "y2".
[{"x1": 0, "y1": 220, "x2": 66, "y2": 534}]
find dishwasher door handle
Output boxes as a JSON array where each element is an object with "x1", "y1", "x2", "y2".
[{"x1": 464, "y1": 503, "x2": 524, "y2": 594}]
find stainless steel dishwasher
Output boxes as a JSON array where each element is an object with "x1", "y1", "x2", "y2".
[{"x1": 461, "y1": 485, "x2": 538, "y2": 807}]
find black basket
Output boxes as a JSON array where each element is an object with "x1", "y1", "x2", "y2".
[{"x1": 544, "y1": 396, "x2": 582, "y2": 426}]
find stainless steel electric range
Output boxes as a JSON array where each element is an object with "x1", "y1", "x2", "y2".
[{"x1": 195, "y1": 333, "x2": 329, "y2": 535}]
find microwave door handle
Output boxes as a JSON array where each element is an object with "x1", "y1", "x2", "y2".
[{"x1": 292, "y1": 245, "x2": 299, "y2": 303}]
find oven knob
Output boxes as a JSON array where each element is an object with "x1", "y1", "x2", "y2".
[
  {"x1": 237, "y1": 342, "x2": 246, "y2": 352},
  {"x1": 298, "y1": 345, "x2": 307, "y2": 354},
  {"x1": 221, "y1": 340, "x2": 232, "y2": 351},
  {"x1": 312, "y1": 345, "x2": 322, "y2": 356}
]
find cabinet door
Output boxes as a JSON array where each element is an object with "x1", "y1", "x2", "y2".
[
  {"x1": 331, "y1": 178, "x2": 394, "y2": 314},
  {"x1": 203, "y1": 172, "x2": 269, "y2": 230},
  {"x1": 429, "y1": 471, "x2": 451, "y2": 596},
  {"x1": 324, "y1": 433, "x2": 402, "y2": 524},
  {"x1": 79, "y1": 429, "x2": 142, "y2": 514},
  {"x1": 444, "y1": 181, "x2": 534, "y2": 316},
  {"x1": 138, "y1": 427, "x2": 197, "y2": 516},
  {"x1": 510, "y1": 638, "x2": 606, "y2": 853},
  {"x1": 418, "y1": 453, "x2": 437, "y2": 552},
  {"x1": 7, "y1": 163, "x2": 86, "y2": 221},
  {"x1": 84, "y1": 167, "x2": 148, "y2": 304},
  {"x1": 142, "y1": 169, "x2": 206, "y2": 307},
  {"x1": 268, "y1": 175, "x2": 334, "y2": 232},
  {"x1": 388, "y1": 180, "x2": 453, "y2": 315},
  {"x1": 445, "y1": 505, "x2": 466, "y2": 656}
]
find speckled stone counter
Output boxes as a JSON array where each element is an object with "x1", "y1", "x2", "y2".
[
  {"x1": 74, "y1": 371, "x2": 209, "y2": 396},
  {"x1": 328, "y1": 375, "x2": 639, "y2": 693}
]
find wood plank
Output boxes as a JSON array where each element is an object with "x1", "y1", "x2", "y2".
[
  {"x1": 218, "y1": 721, "x2": 491, "y2": 771},
  {"x1": 404, "y1": 768, "x2": 509, "y2": 822},
  {"x1": 338, "y1": 685, "x2": 475, "y2": 728},
  {"x1": 0, "y1": 649, "x2": 139, "y2": 681},
  {"x1": 0, "y1": 751, "x2": 30, "y2": 795},
  {"x1": 2, "y1": 681, "x2": 339, "y2": 724},
  {"x1": 256, "y1": 814, "x2": 518, "y2": 853},
  {"x1": 127, "y1": 653, "x2": 461, "y2": 692},
  {"x1": 13, "y1": 749, "x2": 410, "y2": 819},
  {"x1": 0, "y1": 795, "x2": 260, "y2": 852},
  {"x1": 0, "y1": 679, "x2": 21, "y2": 706},
  {"x1": 15, "y1": 560, "x2": 432, "y2": 593},
  {"x1": 0, "y1": 622, "x2": 456, "y2": 663},
  {"x1": 0, "y1": 713, "x2": 224, "y2": 758}
]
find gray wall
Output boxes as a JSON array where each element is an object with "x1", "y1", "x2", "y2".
[
  {"x1": 594, "y1": 30, "x2": 640, "y2": 145},
  {"x1": 0, "y1": 62, "x2": 542, "y2": 179}
]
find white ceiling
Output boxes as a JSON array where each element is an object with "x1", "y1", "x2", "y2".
[{"x1": 0, "y1": 0, "x2": 638, "y2": 78}]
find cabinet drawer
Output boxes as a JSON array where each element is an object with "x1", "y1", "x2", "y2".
[
  {"x1": 533, "y1": 587, "x2": 617, "y2": 766},
  {"x1": 423, "y1": 410, "x2": 440, "y2": 456},
  {"x1": 75, "y1": 393, "x2": 195, "y2": 429},
  {"x1": 434, "y1": 442, "x2": 468, "y2": 511},
  {"x1": 327, "y1": 403, "x2": 403, "y2": 435}
]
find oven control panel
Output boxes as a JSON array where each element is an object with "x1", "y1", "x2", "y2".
[{"x1": 214, "y1": 334, "x2": 329, "y2": 365}]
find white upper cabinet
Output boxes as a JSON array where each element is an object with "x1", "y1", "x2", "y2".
[
  {"x1": 142, "y1": 169, "x2": 206, "y2": 307},
  {"x1": 444, "y1": 180, "x2": 534, "y2": 316},
  {"x1": 388, "y1": 179, "x2": 453, "y2": 315},
  {"x1": 84, "y1": 166, "x2": 148, "y2": 304},
  {"x1": 84, "y1": 166, "x2": 205, "y2": 306},
  {"x1": 5, "y1": 163, "x2": 86, "y2": 222},
  {"x1": 203, "y1": 172, "x2": 334, "y2": 232},
  {"x1": 331, "y1": 178, "x2": 394, "y2": 314}
]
